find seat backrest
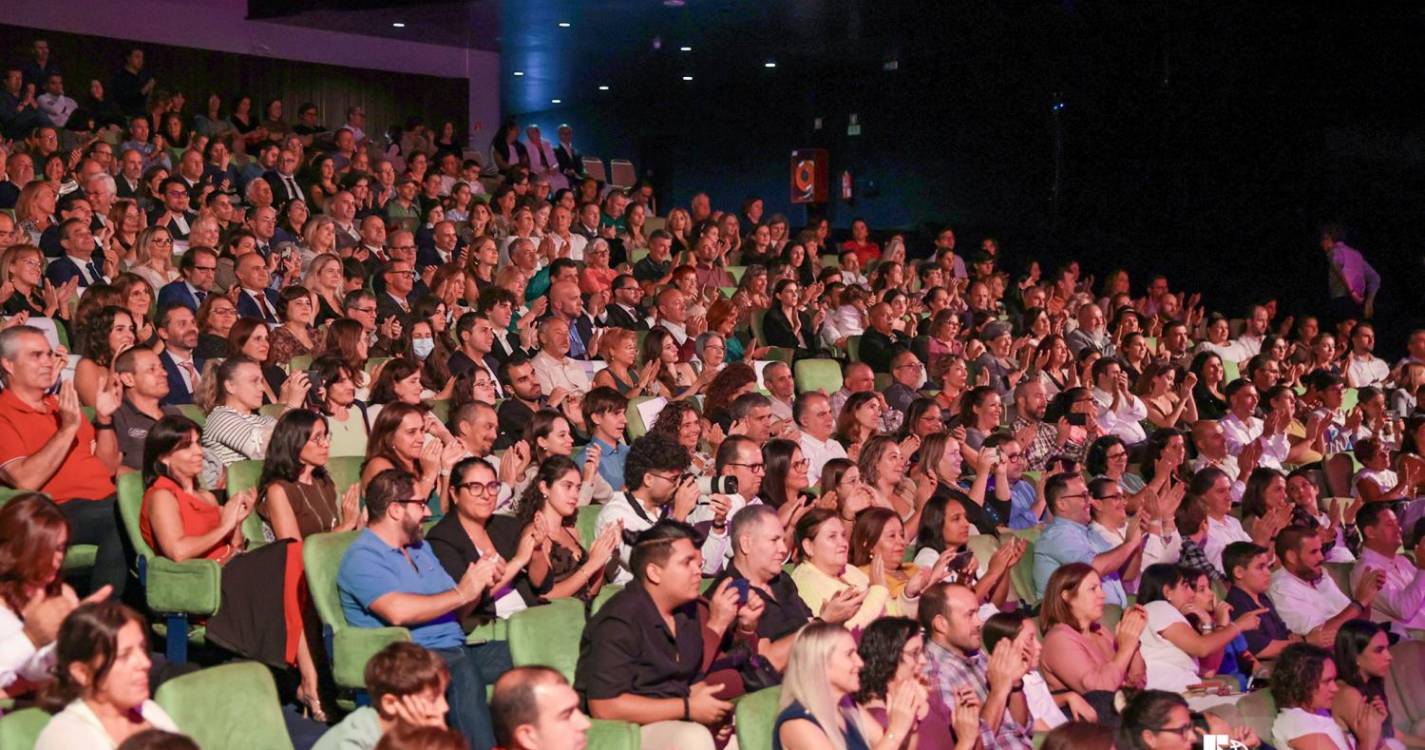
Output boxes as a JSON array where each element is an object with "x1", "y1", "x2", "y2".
[
  {"x1": 176, "y1": 403, "x2": 208, "y2": 428},
  {"x1": 625, "y1": 395, "x2": 655, "y2": 440},
  {"x1": 507, "y1": 597, "x2": 586, "y2": 682},
  {"x1": 0, "y1": 708, "x2": 50, "y2": 750},
  {"x1": 1388, "y1": 639, "x2": 1425, "y2": 734},
  {"x1": 847, "y1": 334, "x2": 862, "y2": 362},
  {"x1": 303, "y1": 530, "x2": 361, "y2": 637},
  {"x1": 1234, "y1": 689, "x2": 1277, "y2": 741},
  {"x1": 735, "y1": 686, "x2": 782, "y2": 750},
  {"x1": 1324, "y1": 561, "x2": 1353, "y2": 598},
  {"x1": 156, "y1": 661, "x2": 295, "y2": 750},
  {"x1": 116, "y1": 472, "x2": 157, "y2": 560},
  {"x1": 591, "y1": 583, "x2": 624, "y2": 615},
  {"x1": 751, "y1": 310, "x2": 767, "y2": 343},
  {"x1": 1005, "y1": 527, "x2": 1042, "y2": 606},
  {"x1": 794, "y1": 358, "x2": 843, "y2": 395},
  {"x1": 608, "y1": 158, "x2": 636, "y2": 188},
  {"x1": 582, "y1": 156, "x2": 607, "y2": 183},
  {"x1": 588, "y1": 719, "x2": 641, "y2": 750},
  {"x1": 577, "y1": 504, "x2": 603, "y2": 549}
]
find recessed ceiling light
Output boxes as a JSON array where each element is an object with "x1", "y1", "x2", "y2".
[
  {"x1": 598, "y1": 85, "x2": 610, "y2": 91},
  {"x1": 764, "y1": 61, "x2": 777, "y2": 68},
  {"x1": 557, "y1": 21, "x2": 571, "y2": 28},
  {"x1": 663, "y1": 0, "x2": 686, "y2": 6},
  {"x1": 681, "y1": 75, "x2": 694, "y2": 81},
  {"x1": 513, "y1": 70, "x2": 524, "y2": 76},
  {"x1": 392, "y1": 22, "x2": 405, "y2": 28},
  {"x1": 551, "y1": 98, "x2": 562, "y2": 104},
  {"x1": 679, "y1": 46, "x2": 693, "y2": 52}
]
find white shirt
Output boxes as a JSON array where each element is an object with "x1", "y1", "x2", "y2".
[
  {"x1": 1191, "y1": 455, "x2": 1246, "y2": 502},
  {"x1": 0, "y1": 601, "x2": 54, "y2": 691},
  {"x1": 687, "y1": 493, "x2": 756, "y2": 571},
  {"x1": 1203, "y1": 514, "x2": 1252, "y2": 575},
  {"x1": 1197, "y1": 339, "x2": 1249, "y2": 366},
  {"x1": 1346, "y1": 354, "x2": 1390, "y2": 387},
  {"x1": 1220, "y1": 412, "x2": 1289, "y2": 470},
  {"x1": 1139, "y1": 600, "x2": 1201, "y2": 692},
  {"x1": 1272, "y1": 707, "x2": 1356, "y2": 750},
  {"x1": 1090, "y1": 386, "x2": 1148, "y2": 443},
  {"x1": 768, "y1": 394, "x2": 794, "y2": 422},
  {"x1": 659, "y1": 320, "x2": 690, "y2": 347},
  {"x1": 799, "y1": 433, "x2": 848, "y2": 486},
  {"x1": 66, "y1": 253, "x2": 103, "y2": 285},
  {"x1": 168, "y1": 350, "x2": 198, "y2": 392},
  {"x1": 35, "y1": 699, "x2": 178, "y2": 750},
  {"x1": 1351, "y1": 546, "x2": 1425, "y2": 633},
  {"x1": 1236, "y1": 333, "x2": 1264, "y2": 357},
  {"x1": 530, "y1": 350, "x2": 591, "y2": 395},
  {"x1": 597, "y1": 492, "x2": 727, "y2": 583},
  {"x1": 1268, "y1": 566, "x2": 1352, "y2": 635},
  {"x1": 1091, "y1": 520, "x2": 1179, "y2": 592},
  {"x1": 548, "y1": 232, "x2": 587, "y2": 262}
]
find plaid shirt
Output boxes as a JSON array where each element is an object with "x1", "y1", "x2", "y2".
[
  {"x1": 925, "y1": 640, "x2": 1034, "y2": 750},
  {"x1": 1014, "y1": 417, "x2": 1086, "y2": 471},
  {"x1": 1179, "y1": 536, "x2": 1226, "y2": 586}
]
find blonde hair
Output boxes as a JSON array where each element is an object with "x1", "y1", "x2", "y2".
[
  {"x1": 780, "y1": 622, "x2": 867, "y2": 750},
  {"x1": 0, "y1": 244, "x2": 43, "y2": 286},
  {"x1": 303, "y1": 252, "x2": 343, "y2": 293}
]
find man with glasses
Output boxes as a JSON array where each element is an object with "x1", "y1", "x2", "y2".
[
  {"x1": 377, "y1": 259, "x2": 417, "y2": 325},
  {"x1": 595, "y1": 434, "x2": 715, "y2": 585},
  {"x1": 338, "y1": 468, "x2": 511, "y2": 750},
  {"x1": 1032, "y1": 472, "x2": 1145, "y2": 607},
  {"x1": 981, "y1": 432, "x2": 1040, "y2": 530},
  {"x1": 45, "y1": 218, "x2": 108, "y2": 289},
  {"x1": 691, "y1": 436, "x2": 764, "y2": 572},
  {"x1": 602, "y1": 273, "x2": 648, "y2": 331},
  {"x1": 795, "y1": 392, "x2": 846, "y2": 485},
  {"x1": 150, "y1": 176, "x2": 197, "y2": 240},
  {"x1": 265, "y1": 148, "x2": 306, "y2": 211},
  {"x1": 159, "y1": 246, "x2": 218, "y2": 312},
  {"x1": 884, "y1": 350, "x2": 927, "y2": 416}
]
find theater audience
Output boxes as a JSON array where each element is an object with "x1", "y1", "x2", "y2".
[
  {"x1": 1272, "y1": 643, "x2": 1379, "y2": 750},
  {"x1": 1270, "y1": 524, "x2": 1384, "y2": 637},
  {"x1": 1349, "y1": 503, "x2": 1425, "y2": 635}
]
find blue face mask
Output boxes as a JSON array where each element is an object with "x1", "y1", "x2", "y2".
[{"x1": 412, "y1": 338, "x2": 435, "y2": 360}]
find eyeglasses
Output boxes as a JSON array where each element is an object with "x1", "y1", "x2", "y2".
[
  {"x1": 792, "y1": 458, "x2": 810, "y2": 470},
  {"x1": 650, "y1": 471, "x2": 690, "y2": 485},
  {"x1": 192, "y1": 265, "x2": 217, "y2": 272},
  {"x1": 308, "y1": 432, "x2": 332, "y2": 445},
  {"x1": 727, "y1": 462, "x2": 766, "y2": 474},
  {"x1": 392, "y1": 499, "x2": 429, "y2": 509},
  {"x1": 387, "y1": 270, "x2": 417, "y2": 278},
  {"x1": 457, "y1": 481, "x2": 502, "y2": 496},
  {"x1": 1150, "y1": 724, "x2": 1198, "y2": 739},
  {"x1": 352, "y1": 306, "x2": 377, "y2": 314}
]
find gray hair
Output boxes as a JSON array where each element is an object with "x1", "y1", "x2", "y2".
[
  {"x1": 0, "y1": 325, "x2": 45, "y2": 384},
  {"x1": 85, "y1": 172, "x2": 116, "y2": 195},
  {"x1": 729, "y1": 503, "x2": 779, "y2": 557}
]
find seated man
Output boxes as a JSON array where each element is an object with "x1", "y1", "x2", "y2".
[
  {"x1": 1032, "y1": 472, "x2": 1144, "y2": 608},
  {"x1": 574, "y1": 521, "x2": 756, "y2": 750},
  {"x1": 1219, "y1": 380, "x2": 1288, "y2": 471},
  {"x1": 981, "y1": 432, "x2": 1039, "y2": 530},
  {"x1": 111, "y1": 346, "x2": 179, "y2": 472},
  {"x1": 596, "y1": 434, "x2": 720, "y2": 584},
  {"x1": 1350, "y1": 503, "x2": 1425, "y2": 636},
  {"x1": 312, "y1": 641, "x2": 450, "y2": 750},
  {"x1": 1189, "y1": 420, "x2": 1249, "y2": 503},
  {"x1": 795, "y1": 392, "x2": 847, "y2": 486},
  {"x1": 574, "y1": 386, "x2": 629, "y2": 492},
  {"x1": 0, "y1": 325, "x2": 126, "y2": 597},
  {"x1": 1222, "y1": 541, "x2": 1332, "y2": 664},
  {"x1": 1088, "y1": 358, "x2": 1147, "y2": 446},
  {"x1": 762, "y1": 361, "x2": 795, "y2": 422},
  {"x1": 1268, "y1": 524, "x2": 1383, "y2": 638},
  {"x1": 490, "y1": 666, "x2": 591, "y2": 750},
  {"x1": 337, "y1": 468, "x2": 511, "y2": 750},
  {"x1": 883, "y1": 350, "x2": 927, "y2": 416}
]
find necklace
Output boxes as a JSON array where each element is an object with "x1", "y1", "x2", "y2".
[{"x1": 291, "y1": 480, "x2": 337, "y2": 531}]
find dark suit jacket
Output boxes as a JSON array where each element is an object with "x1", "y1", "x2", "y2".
[
  {"x1": 157, "y1": 280, "x2": 202, "y2": 312},
  {"x1": 263, "y1": 170, "x2": 306, "y2": 209},
  {"x1": 602, "y1": 303, "x2": 646, "y2": 331},
  {"x1": 426, "y1": 513, "x2": 540, "y2": 624},
  {"x1": 762, "y1": 307, "x2": 817, "y2": 358},
  {"x1": 496, "y1": 398, "x2": 537, "y2": 450},
  {"x1": 416, "y1": 245, "x2": 457, "y2": 272},
  {"x1": 113, "y1": 175, "x2": 142, "y2": 200},
  {"x1": 159, "y1": 350, "x2": 207, "y2": 406},
  {"x1": 45, "y1": 255, "x2": 103, "y2": 289},
  {"x1": 859, "y1": 329, "x2": 904, "y2": 374},
  {"x1": 236, "y1": 287, "x2": 281, "y2": 323},
  {"x1": 375, "y1": 292, "x2": 413, "y2": 328},
  {"x1": 555, "y1": 143, "x2": 583, "y2": 178},
  {"x1": 489, "y1": 330, "x2": 525, "y2": 364}
]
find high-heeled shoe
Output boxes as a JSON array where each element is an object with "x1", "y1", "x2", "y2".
[{"x1": 295, "y1": 687, "x2": 329, "y2": 723}]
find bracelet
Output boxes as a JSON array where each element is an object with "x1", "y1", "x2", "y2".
[
  {"x1": 682, "y1": 694, "x2": 690, "y2": 721},
  {"x1": 92, "y1": 420, "x2": 115, "y2": 431}
]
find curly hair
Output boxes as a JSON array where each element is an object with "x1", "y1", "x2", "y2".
[
  {"x1": 514, "y1": 455, "x2": 580, "y2": 527},
  {"x1": 624, "y1": 433, "x2": 692, "y2": 492},
  {"x1": 703, "y1": 362, "x2": 758, "y2": 420},
  {"x1": 853, "y1": 616, "x2": 919, "y2": 703},
  {"x1": 76, "y1": 305, "x2": 135, "y2": 366},
  {"x1": 649, "y1": 399, "x2": 699, "y2": 446},
  {"x1": 1271, "y1": 643, "x2": 1333, "y2": 709}
]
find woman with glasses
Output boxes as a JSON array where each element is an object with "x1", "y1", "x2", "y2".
[
  {"x1": 128, "y1": 226, "x2": 178, "y2": 291},
  {"x1": 514, "y1": 456, "x2": 618, "y2": 602},
  {"x1": 758, "y1": 438, "x2": 814, "y2": 530},
  {"x1": 593, "y1": 327, "x2": 659, "y2": 398},
  {"x1": 1, "y1": 244, "x2": 72, "y2": 320},
  {"x1": 195, "y1": 292, "x2": 238, "y2": 359},
  {"x1": 257, "y1": 410, "x2": 361, "y2": 540},
  {"x1": 428, "y1": 457, "x2": 542, "y2": 625},
  {"x1": 578, "y1": 238, "x2": 616, "y2": 296},
  {"x1": 1272, "y1": 643, "x2": 1373, "y2": 750},
  {"x1": 848, "y1": 507, "x2": 956, "y2": 615},
  {"x1": 113, "y1": 272, "x2": 157, "y2": 346},
  {"x1": 1117, "y1": 690, "x2": 1201, "y2": 750},
  {"x1": 851, "y1": 616, "x2": 957, "y2": 750}
]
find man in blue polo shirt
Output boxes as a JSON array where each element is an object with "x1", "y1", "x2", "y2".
[
  {"x1": 338, "y1": 468, "x2": 510, "y2": 750},
  {"x1": 1031, "y1": 472, "x2": 1146, "y2": 608},
  {"x1": 575, "y1": 386, "x2": 630, "y2": 491}
]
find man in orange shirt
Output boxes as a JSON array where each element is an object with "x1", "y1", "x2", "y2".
[{"x1": 0, "y1": 325, "x2": 126, "y2": 596}]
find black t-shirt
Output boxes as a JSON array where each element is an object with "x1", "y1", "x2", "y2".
[
  {"x1": 575, "y1": 583, "x2": 703, "y2": 702},
  {"x1": 708, "y1": 561, "x2": 812, "y2": 643},
  {"x1": 633, "y1": 256, "x2": 671, "y2": 285},
  {"x1": 1225, "y1": 585, "x2": 1291, "y2": 656}
]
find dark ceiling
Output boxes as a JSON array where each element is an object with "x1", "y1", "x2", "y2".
[{"x1": 247, "y1": 0, "x2": 502, "y2": 52}]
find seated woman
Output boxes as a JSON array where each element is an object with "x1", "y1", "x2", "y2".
[
  {"x1": 304, "y1": 253, "x2": 347, "y2": 327},
  {"x1": 1354, "y1": 437, "x2": 1414, "y2": 505},
  {"x1": 2, "y1": 244, "x2": 73, "y2": 321},
  {"x1": 983, "y1": 611, "x2": 1092, "y2": 730},
  {"x1": 853, "y1": 617, "x2": 963, "y2": 750},
  {"x1": 266, "y1": 285, "x2": 319, "y2": 369},
  {"x1": 322, "y1": 318, "x2": 372, "y2": 399},
  {"x1": 646, "y1": 399, "x2": 712, "y2": 475},
  {"x1": 113, "y1": 273, "x2": 157, "y2": 346},
  {"x1": 592, "y1": 328, "x2": 658, "y2": 398},
  {"x1": 757, "y1": 438, "x2": 815, "y2": 531},
  {"x1": 791, "y1": 509, "x2": 897, "y2": 631},
  {"x1": 502, "y1": 409, "x2": 613, "y2": 512},
  {"x1": 912, "y1": 494, "x2": 1019, "y2": 612},
  {"x1": 0, "y1": 495, "x2": 110, "y2": 700},
  {"x1": 909, "y1": 432, "x2": 1007, "y2": 535},
  {"x1": 1334, "y1": 619, "x2": 1421, "y2": 750},
  {"x1": 640, "y1": 327, "x2": 709, "y2": 401},
  {"x1": 1039, "y1": 562, "x2": 1148, "y2": 718},
  {"x1": 367, "y1": 358, "x2": 432, "y2": 426},
  {"x1": 1190, "y1": 351, "x2": 1229, "y2": 422},
  {"x1": 257, "y1": 409, "x2": 362, "y2": 540},
  {"x1": 227, "y1": 317, "x2": 289, "y2": 403},
  {"x1": 834, "y1": 391, "x2": 885, "y2": 457},
  {"x1": 361, "y1": 402, "x2": 463, "y2": 517},
  {"x1": 857, "y1": 435, "x2": 919, "y2": 528},
  {"x1": 74, "y1": 305, "x2": 137, "y2": 407},
  {"x1": 1135, "y1": 563, "x2": 1264, "y2": 693},
  {"x1": 849, "y1": 507, "x2": 956, "y2": 616},
  {"x1": 199, "y1": 356, "x2": 307, "y2": 489},
  {"x1": 195, "y1": 293, "x2": 237, "y2": 360},
  {"x1": 1116, "y1": 690, "x2": 1203, "y2": 750},
  {"x1": 763, "y1": 279, "x2": 820, "y2": 360},
  {"x1": 1273, "y1": 643, "x2": 1381, "y2": 750},
  {"x1": 313, "y1": 355, "x2": 370, "y2": 458},
  {"x1": 776, "y1": 621, "x2": 946, "y2": 750},
  {"x1": 139, "y1": 416, "x2": 323, "y2": 718},
  {"x1": 427, "y1": 457, "x2": 542, "y2": 624},
  {"x1": 1137, "y1": 362, "x2": 1199, "y2": 430},
  {"x1": 513, "y1": 456, "x2": 618, "y2": 602},
  {"x1": 34, "y1": 602, "x2": 179, "y2": 749}
]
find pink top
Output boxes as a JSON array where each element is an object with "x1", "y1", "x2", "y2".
[{"x1": 1040, "y1": 622, "x2": 1147, "y2": 694}]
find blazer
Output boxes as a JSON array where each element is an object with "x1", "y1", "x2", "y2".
[
  {"x1": 602, "y1": 303, "x2": 647, "y2": 331},
  {"x1": 263, "y1": 170, "x2": 306, "y2": 209},
  {"x1": 375, "y1": 292, "x2": 413, "y2": 328},
  {"x1": 159, "y1": 349, "x2": 206, "y2": 406},
  {"x1": 45, "y1": 255, "x2": 104, "y2": 289},
  {"x1": 426, "y1": 513, "x2": 539, "y2": 626},
  {"x1": 762, "y1": 307, "x2": 817, "y2": 359},
  {"x1": 236, "y1": 287, "x2": 281, "y2": 324},
  {"x1": 148, "y1": 208, "x2": 198, "y2": 240},
  {"x1": 858, "y1": 329, "x2": 904, "y2": 374},
  {"x1": 554, "y1": 143, "x2": 582, "y2": 177},
  {"x1": 157, "y1": 280, "x2": 203, "y2": 312}
]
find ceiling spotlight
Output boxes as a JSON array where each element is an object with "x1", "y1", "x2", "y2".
[
  {"x1": 681, "y1": 75, "x2": 694, "y2": 81},
  {"x1": 679, "y1": 46, "x2": 693, "y2": 52},
  {"x1": 513, "y1": 70, "x2": 524, "y2": 76},
  {"x1": 551, "y1": 98, "x2": 562, "y2": 104},
  {"x1": 557, "y1": 21, "x2": 571, "y2": 28},
  {"x1": 663, "y1": 0, "x2": 686, "y2": 6},
  {"x1": 764, "y1": 61, "x2": 777, "y2": 68},
  {"x1": 598, "y1": 85, "x2": 610, "y2": 91},
  {"x1": 392, "y1": 22, "x2": 406, "y2": 28}
]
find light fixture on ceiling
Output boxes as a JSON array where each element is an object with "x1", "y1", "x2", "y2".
[
  {"x1": 392, "y1": 22, "x2": 406, "y2": 28},
  {"x1": 598, "y1": 85, "x2": 610, "y2": 91},
  {"x1": 513, "y1": 70, "x2": 524, "y2": 76},
  {"x1": 663, "y1": 0, "x2": 686, "y2": 6},
  {"x1": 764, "y1": 61, "x2": 777, "y2": 68},
  {"x1": 679, "y1": 45, "x2": 693, "y2": 52},
  {"x1": 557, "y1": 21, "x2": 571, "y2": 28},
  {"x1": 551, "y1": 98, "x2": 562, "y2": 104},
  {"x1": 682, "y1": 75, "x2": 694, "y2": 81}
]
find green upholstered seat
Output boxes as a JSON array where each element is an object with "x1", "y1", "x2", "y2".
[
  {"x1": 762, "y1": 347, "x2": 794, "y2": 364},
  {"x1": 1004, "y1": 526, "x2": 1043, "y2": 606},
  {"x1": 735, "y1": 686, "x2": 782, "y2": 750},
  {"x1": 175, "y1": 403, "x2": 208, "y2": 428},
  {"x1": 847, "y1": 334, "x2": 862, "y2": 363},
  {"x1": 588, "y1": 718, "x2": 642, "y2": 750},
  {"x1": 302, "y1": 530, "x2": 411, "y2": 692},
  {"x1": 751, "y1": 310, "x2": 767, "y2": 344},
  {"x1": 577, "y1": 504, "x2": 603, "y2": 549},
  {"x1": 793, "y1": 358, "x2": 843, "y2": 394},
  {"x1": 0, "y1": 708, "x2": 50, "y2": 750},
  {"x1": 726, "y1": 265, "x2": 747, "y2": 284},
  {"x1": 156, "y1": 661, "x2": 294, "y2": 750},
  {"x1": 116, "y1": 472, "x2": 220, "y2": 662},
  {"x1": 625, "y1": 395, "x2": 656, "y2": 439},
  {"x1": 592, "y1": 583, "x2": 624, "y2": 615},
  {"x1": 227, "y1": 456, "x2": 368, "y2": 546},
  {"x1": 507, "y1": 597, "x2": 585, "y2": 682}
]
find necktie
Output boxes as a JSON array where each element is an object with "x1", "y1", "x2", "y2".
[
  {"x1": 179, "y1": 360, "x2": 199, "y2": 390},
  {"x1": 254, "y1": 291, "x2": 276, "y2": 323},
  {"x1": 194, "y1": 289, "x2": 207, "y2": 304},
  {"x1": 84, "y1": 262, "x2": 102, "y2": 284},
  {"x1": 283, "y1": 175, "x2": 299, "y2": 199}
]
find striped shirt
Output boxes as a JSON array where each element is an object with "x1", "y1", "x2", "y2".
[{"x1": 201, "y1": 406, "x2": 277, "y2": 489}]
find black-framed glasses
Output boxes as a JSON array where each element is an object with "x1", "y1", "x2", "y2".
[
  {"x1": 456, "y1": 481, "x2": 501, "y2": 496},
  {"x1": 1150, "y1": 723, "x2": 1198, "y2": 739},
  {"x1": 392, "y1": 499, "x2": 429, "y2": 509},
  {"x1": 726, "y1": 462, "x2": 765, "y2": 474}
]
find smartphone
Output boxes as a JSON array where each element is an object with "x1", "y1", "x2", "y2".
[
  {"x1": 982, "y1": 447, "x2": 999, "y2": 465},
  {"x1": 1066, "y1": 412, "x2": 1088, "y2": 427},
  {"x1": 731, "y1": 578, "x2": 749, "y2": 606}
]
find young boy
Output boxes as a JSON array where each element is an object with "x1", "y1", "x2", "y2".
[
  {"x1": 312, "y1": 641, "x2": 450, "y2": 750},
  {"x1": 577, "y1": 386, "x2": 630, "y2": 491}
]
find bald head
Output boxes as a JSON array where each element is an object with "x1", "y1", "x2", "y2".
[
  {"x1": 491, "y1": 666, "x2": 589, "y2": 750},
  {"x1": 550, "y1": 280, "x2": 583, "y2": 320}
]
